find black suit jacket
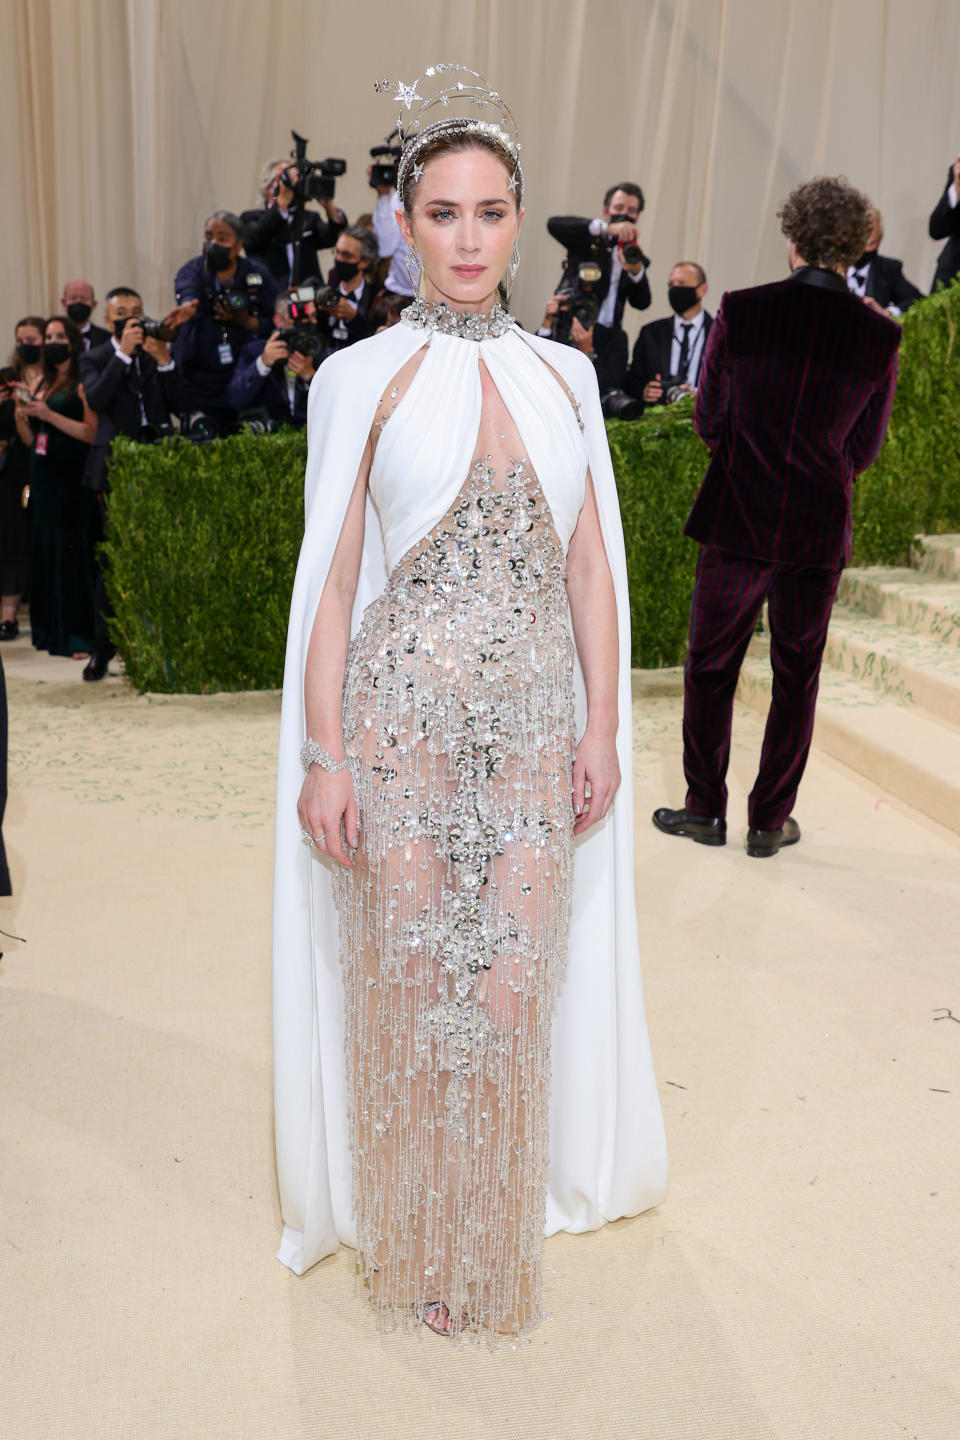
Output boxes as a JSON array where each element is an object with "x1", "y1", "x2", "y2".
[
  {"x1": 928, "y1": 169, "x2": 960, "y2": 292},
  {"x1": 80, "y1": 322, "x2": 112, "y2": 352},
  {"x1": 321, "y1": 272, "x2": 376, "y2": 351},
  {"x1": 546, "y1": 215, "x2": 652, "y2": 327},
  {"x1": 226, "y1": 339, "x2": 311, "y2": 426},
  {"x1": 242, "y1": 203, "x2": 345, "y2": 288},
  {"x1": 79, "y1": 341, "x2": 181, "y2": 491},
  {"x1": 626, "y1": 312, "x2": 713, "y2": 405},
  {"x1": 688, "y1": 268, "x2": 900, "y2": 568},
  {"x1": 855, "y1": 254, "x2": 922, "y2": 312}
]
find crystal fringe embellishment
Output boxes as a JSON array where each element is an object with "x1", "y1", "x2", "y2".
[
  {"x1": 401, "y1": 299, "x2": 515, "y2": 341},
  {"x1": 333, "y1": 454, "x2": 576, "y2": 1345}
]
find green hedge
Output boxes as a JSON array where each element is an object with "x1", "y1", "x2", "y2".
[{"x1": 105, "y1": 279, "x2": 960, "y2": 691}]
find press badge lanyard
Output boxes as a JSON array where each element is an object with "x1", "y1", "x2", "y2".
[{"x1": 214, "y1": 277, "x2": 233, "y2": 366}]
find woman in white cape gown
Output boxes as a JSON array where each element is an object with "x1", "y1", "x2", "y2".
[{"x1": 272, "y1": 125, "x2": 667, "y2": 1340}]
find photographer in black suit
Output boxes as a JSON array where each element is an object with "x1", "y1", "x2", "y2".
[
  {"x1": 318, "y1": 227, "x2": 379, "y2": 353},
  {"x1": 79, "y1": 286, "x2": 195, "y2": 681},
  {"x1": 546, "y1": 182, "x2": 652, "y2": 335},
  {"x1": 928, "y1": 153, "x2": 960, "y2": 292},
  {"x1": 626, "y1": 261, "x2": 712, "y2": 409},
  {"x1": 227, "y1": 294, "x2": 320, "y2": 427},
  {"x1": 242, "y1": 159, "x2": 347, "y2": 291},
  {"x1": 846, "y1": 207, "x2": 922, "y2": 317}
]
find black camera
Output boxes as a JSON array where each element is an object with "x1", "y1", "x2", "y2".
[
  {"x1": 238, "y1": 408, "x2": 279, "y2": 436},
  {"x1": 369, "y1": 135, "x2": 403, "y2": 190},
  {"x1": 600, "y1": 389, "x2": 643, "y2": 421},
  {"x1": 276, "y1": 326, "x2": 323, "y2": 359},
  {"x1": 550, "y1": 262, "x2": 605, "y2": 345},
  {"x1": 602, "y1": 228, "x2": 646, "y2": 268},
  {"x1": 283, "y1": 130, "x2": 347, "y2": 203},
  {"x1": 203, "y1": 269, "x2": 263, "y2": 322},
  {"x1": 314, "y1": 284, "x2": 342, "y2": 311},
  {"x1": 114, "y1": 315, "x2": 165, "y2": 343},
  {"x1": 662, "y1": 375, "x2": 692, "y2": 404}
]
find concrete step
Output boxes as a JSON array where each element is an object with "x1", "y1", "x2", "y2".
[
  {"x1": 839, "y1": 568, "x2": 960, "y2": 650},
  {"x1": 912, "y1": 533, "x2": 960, "y2": 582},
  {"x1": 824, "y1": 603, "x2": 960, "y2": 727},
  {"x1": 737, "y1": 643, "x2": 960, "y2": 835}
]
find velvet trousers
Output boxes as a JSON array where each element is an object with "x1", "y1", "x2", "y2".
[{"x1": 682, "y1": 545, "x2": 842, "y2": 830}]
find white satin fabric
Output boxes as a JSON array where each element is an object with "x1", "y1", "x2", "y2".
[{"x1": 272, "y1": 318, "x2": 668, "y2": 1276}]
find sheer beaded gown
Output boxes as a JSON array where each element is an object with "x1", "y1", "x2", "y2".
[{"x1": 331, "y1": 303, "x2": 588, "y2": 1342}]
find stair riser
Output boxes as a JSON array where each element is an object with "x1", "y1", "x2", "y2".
[
  {"x1": 912, "y1": 541, "x2": 960, "y2": 582},
  {"x1": 823, "y1": 633, "x2": 960, "y2": 728},
  {"x1": 736, "y1": 667, "x2": 960, "y2": 836},
  {"x1": 838, "y1": 575, "x2": 960, "y2": 650}
]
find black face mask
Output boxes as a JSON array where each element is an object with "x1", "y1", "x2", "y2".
[
  {"x1": 668, "y1": 285, "x2": 700, "y2": 316},
  {"x1": 66, "y1": 302, "x2": 92, "y2": 325},
  {"x1": 607, "y1": 211, "x2": 637, "y2": 225},
  {"x1": 17, "y1": 341, "x2": 42, "y2": 365},
  {"x1": 334, "y1": 258, "x2": 361, "y2": 283},
  {"x1": 44, "y1": 341, "x2": 71, "y2": 365},
  {"x1": 853, "y1": 248, "x2": 878, "y2": 269},
  {"x1": 203, "y1": 241, "x2": 233, "y2": 271}
]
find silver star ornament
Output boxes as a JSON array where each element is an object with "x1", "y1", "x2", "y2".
[{"x1": 395, "y1": 80, "x2": 423, "y2": 110}]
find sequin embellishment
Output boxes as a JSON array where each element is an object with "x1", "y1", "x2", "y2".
[{"x1": 333, "y1": 454, "x2": 576, "y2": 1345}]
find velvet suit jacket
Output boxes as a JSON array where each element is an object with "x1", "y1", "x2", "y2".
[
  {"x1": 928, "y1": 170, "x2": 960, "y2": 292},
  {"x1": 687, "y1": 267, "x2": 901, "y2": 568}
]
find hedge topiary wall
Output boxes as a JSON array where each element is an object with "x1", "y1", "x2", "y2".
[{"x1": 104, "y1": 279, "x2": 960, "y2": 692}]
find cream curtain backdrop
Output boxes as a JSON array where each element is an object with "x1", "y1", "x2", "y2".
[{"x1": 3, "y1": 0, "x2": 960, "y2": 353}]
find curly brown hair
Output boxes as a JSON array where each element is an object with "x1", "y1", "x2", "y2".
[{"x1": 777, "y1": 176, "x2": 873, "y2": 270}]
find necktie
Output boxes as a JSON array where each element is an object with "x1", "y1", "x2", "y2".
[{"x1": 677, "y1": 323, "x2": 692, "y2": 380}]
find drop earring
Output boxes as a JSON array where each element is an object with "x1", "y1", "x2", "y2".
[
  {"x1": 505, "y1": 240, "x2": 521, "y2": 297},
  {"x1": 405, "y1": 247, "x2": 423, "y2": 297}
]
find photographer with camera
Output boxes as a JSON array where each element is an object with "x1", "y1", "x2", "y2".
[
  {"x1": 545, "y1": 183, "x2": 651, "y2": 338},
  {"x1": 172, "y1": 211, "x2": 278, "y2": 435},
  {"x1": 626, "y1": 261, "x2": 713, "y2": 410},
  {"x1": 368, "y1": 139, "x2": 416, "y2": 302},
  {"x1": 317, "y1": 227, "x2": 379, "y2": 352},
  {"x1": 78, "y1": 286, "x2": 197, "y2": 680},
  {"x1": 227, "y1": 294, "x2": 321, "y2": 428},
  {"x1": 242, "y1": 151, "x2": 348, "y2": 291}
]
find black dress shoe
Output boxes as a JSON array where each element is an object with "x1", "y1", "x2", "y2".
[
  {"x1": 0, "y1": 620, "x2": 19, "y2": 640},
  {"x1": 746, "y1": 816, "x2": 801, "y2": 858},
  {"x1": 82, "y1": 655, "x2": 109, "y2": 682},
  {"x1": 652, "y1": 807, "x2": 727, "y2": 846}
]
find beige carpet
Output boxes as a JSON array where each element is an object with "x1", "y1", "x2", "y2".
[{"x1": 2, "y1": 635, "x2": 958, "y2": 1440}]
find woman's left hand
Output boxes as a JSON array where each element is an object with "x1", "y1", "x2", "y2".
[
  {"x1": 20, "y1": 397, "x2": 50, "y2": 421},
  {"x1": 571, "y1": 726, "x2": 620, "y2": 836}
]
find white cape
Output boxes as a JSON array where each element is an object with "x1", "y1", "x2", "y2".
[{"x1": 272, "y1": 318, "x2": 668, "y2": 1275}]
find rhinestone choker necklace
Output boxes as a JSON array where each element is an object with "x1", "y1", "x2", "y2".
[{"x1": 401, "y1": 298, "x2": 515, "y2": 341}]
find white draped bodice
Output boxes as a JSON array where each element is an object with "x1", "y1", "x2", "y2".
[{"x1": 369, "y1": 327, "x2": 588, "y2": 575}]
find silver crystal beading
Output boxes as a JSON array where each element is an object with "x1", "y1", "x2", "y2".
[
  {"x1": 400, "y1": 299, "x2": 515, "y2": 340},
  {"x1": 396, "y1": 116, "x2": 523, "y2": 202},
  {"x1": 300, "y1": 738, "x2": 349, "y2": 774}
]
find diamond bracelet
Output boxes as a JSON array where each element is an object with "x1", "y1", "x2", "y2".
[{"x1": 300, "y1": 738, "x2": 349, "y2": 774}]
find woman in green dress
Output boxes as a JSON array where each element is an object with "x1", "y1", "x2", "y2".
[{"x1": 15, "y1": 317, "x2": 97, "y2": 658}]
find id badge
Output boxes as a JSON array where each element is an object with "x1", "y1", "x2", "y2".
[
  {"x1": 218, "y1": 342, "x2": 234, "y2": 366},
  {"x1": 35, "y1": 431, "x2": 48, "y2": 456}
]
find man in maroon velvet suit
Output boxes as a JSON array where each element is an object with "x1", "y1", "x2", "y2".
[{"x1": 654, "y1": 177, "x2": 901, "y2": 857}]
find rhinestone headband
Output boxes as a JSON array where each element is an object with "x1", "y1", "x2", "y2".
[{"x1": 374, "y1": 63, "x2": 524, "y2": 204}]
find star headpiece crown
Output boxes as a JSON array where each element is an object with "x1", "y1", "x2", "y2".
[{"x1": 374, "y1": 64, "x2": 523, "y2": 204}]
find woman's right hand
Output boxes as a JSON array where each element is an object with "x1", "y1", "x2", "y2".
[{"x1": 297, "y1": 766, "x2": 359, "y2": 868}]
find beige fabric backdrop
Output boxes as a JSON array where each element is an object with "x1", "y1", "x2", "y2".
[{"x1": 3, "y1": 0, "x2": 960, "y2": 352}]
